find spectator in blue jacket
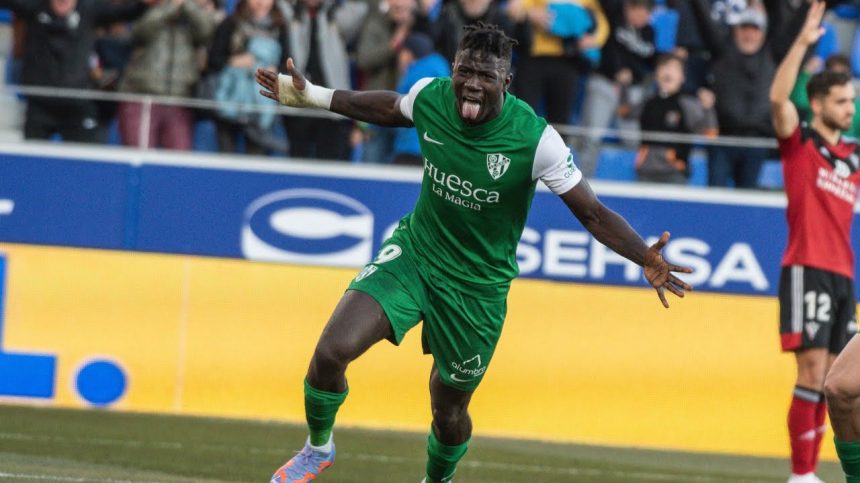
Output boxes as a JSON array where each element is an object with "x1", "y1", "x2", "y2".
[{"x1": 391, "y1": 32, "x2": 450, "y2": 165}]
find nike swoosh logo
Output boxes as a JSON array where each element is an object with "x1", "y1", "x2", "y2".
[
  {"x1": 450, "y1": 373, "x2": 474, "y2": 383},
  {"x1": 423, "y1": 132, "x2": 444, "y2": 145}
]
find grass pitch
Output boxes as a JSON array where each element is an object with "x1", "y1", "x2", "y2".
[{"x1": 0, "y1": 404, "x2": 842, "y2": 482}]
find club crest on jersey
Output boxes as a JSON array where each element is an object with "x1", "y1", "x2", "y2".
[
  {"x1": 835, "y1": 159, "x2": 852, "y2": 178},
  {"x1": 487, "y1": 153, "x2": 511, "y2": 180}
]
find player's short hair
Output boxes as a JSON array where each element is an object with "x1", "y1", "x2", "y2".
[
  {"x1": 825, "y1": 53, "x2": 851, "y2": 73},
  {"x1": 457, "y1": 22, "x2": 518, "y2": 71},
  {"x1": 807, "y1": 70, "x2": 852, "y2": 101}
]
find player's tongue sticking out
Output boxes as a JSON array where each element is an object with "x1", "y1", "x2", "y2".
[{"x1": 462, "y1": 100, "x2": 481, "y2": 120}]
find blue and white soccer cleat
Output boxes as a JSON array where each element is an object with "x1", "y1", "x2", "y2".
[{"x1": 270, "y1": 440, "x2": 335, "y2": 483}]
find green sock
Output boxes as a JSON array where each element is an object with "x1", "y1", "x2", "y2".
[
  {"x1": 304, "y1": 379, "x2": 348, "y2": 447},
  {"x1": 425, "y1": 428, "x2": 469, "y2": 482},
  {"x1": 835, "y1": 437, "x2": 860, "y2": 482}
]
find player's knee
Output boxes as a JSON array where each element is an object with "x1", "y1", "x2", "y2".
[
  {"x1": 311, "y1": 343, "x2": 352, "y2": 373},
  {"x1": 824, "y1": 371, "x2": 859, "y2": 409},
  {"x1": 432, "y1": 405, "x2": 471, "y2": 435}
]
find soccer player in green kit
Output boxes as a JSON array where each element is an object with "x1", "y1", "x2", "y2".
[{"x1": 257, "y1": 23, "x2": 693, "y2": 483}]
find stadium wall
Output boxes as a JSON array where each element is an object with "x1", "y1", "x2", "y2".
[{"x1": 0, "y1": 142, "x2": 845, "y2": 460}]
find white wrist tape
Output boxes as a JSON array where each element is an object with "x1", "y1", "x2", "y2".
[{"x1": 277, "y1": 74, "x2": 334, "y2": 110}]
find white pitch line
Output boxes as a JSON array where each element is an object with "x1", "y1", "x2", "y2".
[
  {"x1": 0, "y1": 432, "x2": 765, "y2": 482},
  {"x1": 0, "y1": 472, "x2": 166, "y2": 483},
  {"x1": 344, "y1": 452, "x2": 748, "y2": 482}
]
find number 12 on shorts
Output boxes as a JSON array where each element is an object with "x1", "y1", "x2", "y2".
[{"x1": 804, "y1": 291, "x2": 831, "y2": 322}]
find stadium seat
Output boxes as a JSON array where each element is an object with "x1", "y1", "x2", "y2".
[
  {"x1": 688, "y1": 151, "x2": 707, "y2": 186},
  {"x1": 594, "y1": 147, "x2": 637, "y2": 181},
  {"x1": 815, "y1": 21, "x2": 838, "y2": 61},
  {"x1": 651, "y1": 7, "x2": 679, "y2": 54},
  {"x1": 107, "y1": 118, "x2": 121, "y2": 146},
  {"x1": 833, "y1": 4, "x2": 860, "y2": 20},
  {"x1": 852, "y1": 27, "x2": 860, "y2": 77},
  {"x1": 757, "y1": 159, "x2": 784, "y2": 190},
  {"x1": 193, "y1": 119, "x2": 219, "y2": 152}
]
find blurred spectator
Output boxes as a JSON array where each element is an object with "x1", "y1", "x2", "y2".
[
  {"x1": 631, "y1": 53, "x2": 717, "y2": 183},
  {"x1": 690, "y1": 0, "x2": 806, "y2": 188},
  {"x1": 432, "y1": 0, "x2": 515, "y2": 63},
  {"x1": 92, "y1": 22, "x2": 133, "y2": 133},
  {"x1": 791, "y1": 53, "x2": 860, "y2": 138},
  {"x1": 574, "y1": 0, "x2": 656, "y2": 177},
  {"x1": 355, "y1": 0, "x2": 429, "y2": 163},
  {"x1": 825, "y1": 0, "x2": 859, "y2": 57},
  {"x1": 118, "y1": 0, "x2": 217, "y2": 150},
  {"x1": 0, "y1": 0, "x2": 153, "y2": 143},
  {"x1": 508, "y1": 0, "x2": 609, "y2": 125},
  {"x1": 279, "y1": 0, "x2": 367, "y2": 161},
  {"x1": 669, "y1": 0, "x2": 746, "y2": 94},
  {"x1": 391, "y1": 31, "x2": 450, "y2": 165},
  {"x1": 208, "y1": 0, "x2": 288, "y2": 154}
]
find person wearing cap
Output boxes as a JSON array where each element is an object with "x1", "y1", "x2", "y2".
[{"x1": 688, "y1": 0, "x2": 808, "y2": 188}]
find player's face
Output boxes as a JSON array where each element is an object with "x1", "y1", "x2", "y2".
[
  {"x1": 815, "y1": 83, "x2": 856, "y2": 133},
  {"x1": 451, "y1": 49, "x2": 512, "y2": 125}
]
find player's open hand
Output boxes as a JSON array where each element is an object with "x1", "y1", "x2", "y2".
[
  {"x1": 256, "y1": 58, "x2": 313, "y2": 107},
  {"x1": 643, "y1": 231, "x2": 693, "y2": 308},
  {"x1": 798, "y1": 0, "x2": 826, "y2": 47}
]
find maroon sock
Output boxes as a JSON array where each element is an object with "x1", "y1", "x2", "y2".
[
  {"x1": 788, "y1": 386, "x2": 822, "y2": 475},
  {"x1": 811, "y1": 398, "x2": 828, "y2": 473}
]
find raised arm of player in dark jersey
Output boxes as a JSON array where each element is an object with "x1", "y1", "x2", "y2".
[
  {"x1": 559, "y1": 180, "x2": 693, "y2": 308},
  {"x1": 256, "y1": 59, "x2": 414, "y2": 128},
  {"x1": 770, "y1": 0, "x2": 825, "y2": 139}
]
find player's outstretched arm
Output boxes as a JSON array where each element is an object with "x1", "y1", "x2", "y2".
[
  {"x1": 769, "y1": 0, "x2": 825, "y2": 139},
  {"x1": 560, "y1": 181, "x2": 693, "y2": 308},
  {"x1": 256, "y1": 59, "x2": 413, "y2": 128}
]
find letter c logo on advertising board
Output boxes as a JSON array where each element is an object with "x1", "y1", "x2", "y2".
[
  {"x1": 241, "y1": 189, "x2": 374, "y2": 267},
  {"x1": 0, "y1": 198, "x2": 13, "y2": 217}
]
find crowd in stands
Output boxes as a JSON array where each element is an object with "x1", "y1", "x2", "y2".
[{"x1": 1, "y1": 0, "x2": 859, "y2": 189}]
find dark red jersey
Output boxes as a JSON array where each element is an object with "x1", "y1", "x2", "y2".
[{"x1": 780, "y1": 124, "x2": 860, "y2": 279}]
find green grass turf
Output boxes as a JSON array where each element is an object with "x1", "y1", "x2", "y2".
[{"x1": 0, "y1": 404, "x2": 843, "y2": 482}]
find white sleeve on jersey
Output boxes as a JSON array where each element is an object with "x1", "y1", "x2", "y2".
[
  {"x1": 398, "y1": 77, "x2": 435, "y2": 121},
  {"x1": 532, "y1": 125, "x2": 583, "y2": 195}
]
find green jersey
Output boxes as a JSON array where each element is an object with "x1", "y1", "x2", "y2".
[{"x1": 398, "y1": 77, "x2": 582, "y2": 292}]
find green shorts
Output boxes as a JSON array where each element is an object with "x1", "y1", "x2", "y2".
[{"x1": 347, "y1": 228, "x2": 507, "y2": 392}]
